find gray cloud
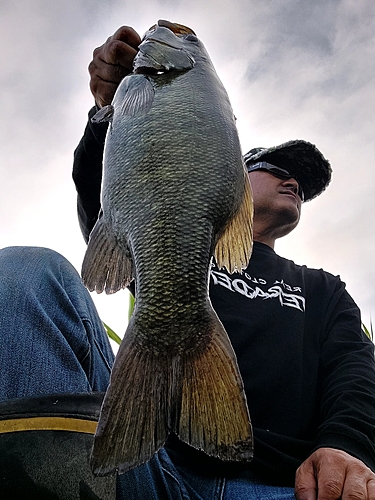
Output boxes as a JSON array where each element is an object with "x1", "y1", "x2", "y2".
[{"x1": 1, "y1": 0, "x2": 374, "y2": 333}]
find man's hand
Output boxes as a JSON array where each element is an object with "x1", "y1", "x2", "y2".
[
  {"x1": 295, "y1": 448, "x2": 375, "y2": 499},
  {"x1": 88, "y1": 26, "x2": 141, "y2": 108}
]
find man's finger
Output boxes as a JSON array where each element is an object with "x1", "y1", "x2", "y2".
[
  {"x1": 89, "y1": 79, "x2": 120, "y2": 109},
  {"x1": 341, "y1": 472, "x2": 366, "y2": 500},
  {"x1": 98, "y1": 39, "x2": 139, "y2": 69},
  {"x1": 296, "y1": 448, "x2": 349, "y2": 500},
  {"x1": 317, "y1": 472, "x2": 345, "y2": 500},
  {"x1": 101, "y1": 26, "x2": 141, "y2": 68},
  {"x1": 110, "y1": 26, "x2": 141, "y2": 50},
  {"x1": 341, "y1": 465, "x2": 375, "y2": 500},
  {"x1": 295, "y1": 460, "x2": 317, "y2": 500},
  {"x1": 367, "y1": 477, "x2": 375, "y2": 500},
  {"x1": 88, "y1": 57, "x2": 128, "y2": 85}
]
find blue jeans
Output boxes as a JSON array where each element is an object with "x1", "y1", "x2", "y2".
[
  {"x1": 0, "y1": 246, "x2": 295, "y2": 499},
  {"x1": 117, "y1": 446, "x2": 296, "y2": 499}
]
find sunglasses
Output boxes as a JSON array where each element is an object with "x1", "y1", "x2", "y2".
[{"x1": 246, "y1": 161, "x2": 305, "y2": 202}]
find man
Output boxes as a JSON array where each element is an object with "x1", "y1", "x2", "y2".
[{"x1": 70, "y1": 25, "x2": 375, "y2": 499}]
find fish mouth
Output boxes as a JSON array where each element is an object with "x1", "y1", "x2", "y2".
[
  {"x1": 148, "y1": 20, "x2": 196, "y2": 37},
  {"x1": 133, "y1": 66, "x2": 164, "y2": 75},
  {"x1": 134, "y1": 20, "x2": 196, "y2": 75}
]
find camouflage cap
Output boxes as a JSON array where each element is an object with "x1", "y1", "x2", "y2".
[{"x1": 243, "y1": 140, "x2": 332, "y2": 202}]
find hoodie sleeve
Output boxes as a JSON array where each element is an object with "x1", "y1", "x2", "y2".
[
  {"x1": 314, "y1": 280, "x2": 375, "y2": 472},
  {"x1": 72, "y1": 106, "x2": 109, "y2": 243}
]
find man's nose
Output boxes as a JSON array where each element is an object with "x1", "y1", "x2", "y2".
[
  {"x1": 282, "y1": 177, "x2": 304, "y2": 201},
  {"x1": 282, "y1": 178, "x2": 298, "y2": 192}
]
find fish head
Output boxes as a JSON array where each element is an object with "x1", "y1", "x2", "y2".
[{"x1": 133, "y1": 20, "x2": 201, "y2": 75}]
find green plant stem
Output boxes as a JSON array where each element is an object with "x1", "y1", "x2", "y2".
[{"x1": 103, "y1": 322, "x2": 122, "y2": 346}]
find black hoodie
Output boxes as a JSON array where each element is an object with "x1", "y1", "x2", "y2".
[{"x1": 73, "y1": 109, "x2": 375, "y2": 485}]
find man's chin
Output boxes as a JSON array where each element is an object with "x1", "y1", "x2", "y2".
[{"x1": 275, "y1": 207, "x2": 300, "y2": 235}]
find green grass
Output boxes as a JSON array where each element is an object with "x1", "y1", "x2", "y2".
[
  {"x1": 103, "y1": 322, "x2": 122, "y2": 346},
  {"x1": 102, "y1": 293, "x2": 135, "y2": 346},
  {"x1": 362, "y1": 320, "x2": 373, "y2": 340}
]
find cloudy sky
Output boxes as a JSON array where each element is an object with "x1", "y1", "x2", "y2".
[{"x1": 1, "y1": 0, "x2": 374, "y2": 349}]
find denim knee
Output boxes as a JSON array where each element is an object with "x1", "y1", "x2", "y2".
[
  {"x1": 0, "y1": 246, "x2": 78, "y2": 288},
  {"x1": 0, "y1": 246, "x2": 113, "y2": 400}
]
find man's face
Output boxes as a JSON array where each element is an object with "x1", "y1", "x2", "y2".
[{"x1": 248, "y1": 170, "x2": 302, "y2": 234}]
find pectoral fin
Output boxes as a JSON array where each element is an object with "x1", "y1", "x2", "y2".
[
  {"x1": 112, "y1": 75, "x2": 155, "y2": 117},
  {"x1": 215, "y1": 171, "x2": 254, "y2": 273}
]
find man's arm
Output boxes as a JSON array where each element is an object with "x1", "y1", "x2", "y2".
[
  {"x1": 295, "y1": 283, "x2": 375, "y2": 499},
  {"x1": 72, "y1": 26, "x2": 141, "y2": 242},
  {"x1": 73, "y1": 107, "x2": 108, "y2": 242}
]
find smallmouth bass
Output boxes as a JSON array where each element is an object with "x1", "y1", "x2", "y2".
[{"x1": 82, "y1": 19, "x2": 254, "y2": 476}]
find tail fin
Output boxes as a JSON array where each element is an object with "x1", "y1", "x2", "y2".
[
  {"x1": 91, "y1": 315, "x2": 180, "y2": 476},
  {"x1": 91, "y1": 311, "x2": 253, "y2": 476},
  {"x1": 179, "y1": 310, "x2": 253, "y2": 461}
]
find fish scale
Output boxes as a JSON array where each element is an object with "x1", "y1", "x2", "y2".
[{"x1": 82, "y1": 20, "x2": 254, "y2": 476}]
